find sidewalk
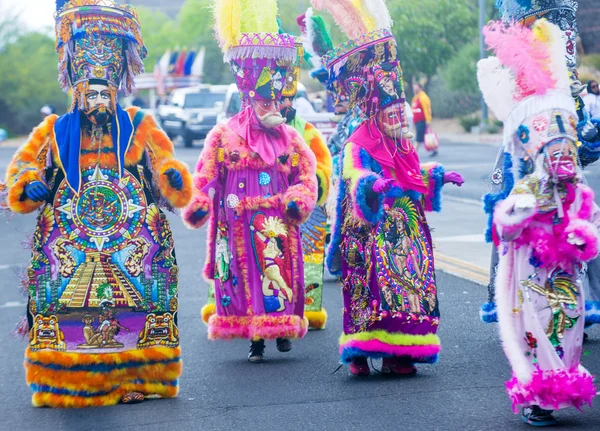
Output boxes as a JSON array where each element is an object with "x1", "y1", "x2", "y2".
[{"x1": 430, "y1": 118, "x2": 503, "y2": 147}]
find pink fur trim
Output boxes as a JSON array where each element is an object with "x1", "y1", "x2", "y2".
[
  {"x1": 493, "y1": 195, "x2": 537, "y2": 239},
  {"x1": 340, "y1": 339, "x2": 440, "y2": 359},
  {"x1": 506, "y1": 368, "x2": 596, "y2": 413},
  {"x1": 576, "y1": 184, "x2": 595, "y2": 220},
  {"x1": 564, "y1": 220, "x2": 599, "y2": 262},
  {"x1": 207, "y1": 315, "x2": 308, "y2": 340}
]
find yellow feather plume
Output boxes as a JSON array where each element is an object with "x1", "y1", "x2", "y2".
[
  {"x1": 213, "y1": 0, "x2": 242, "y2": 51},
  {"x1": 353, "y1": 0, "x2": 377, "y2": 32}
]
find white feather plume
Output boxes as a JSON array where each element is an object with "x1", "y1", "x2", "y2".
[
  {"x1": 303, "y1": 7, "x2": 321, "y2": 68},
  {"x1": 477, "y1": 56, "x2": 518, "y2": 122},
  {"x1": 541, "y1": 20, "x2": 571, "y2": 95},
  {"x1": 362, "y1": 0, "x2": 393, "y2": 31}
]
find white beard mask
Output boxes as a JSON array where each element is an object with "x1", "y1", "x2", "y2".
[{"x1": 257, "y1": 112, "x2": 286, "y2": 129}]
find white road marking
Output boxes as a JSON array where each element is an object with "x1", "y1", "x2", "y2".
[
  {"x1": 0, "y1": 301, "x2": 26, "y2": 308},
  {"x1": 434, "y1": 234, "x2": 486, "y2": 242}
]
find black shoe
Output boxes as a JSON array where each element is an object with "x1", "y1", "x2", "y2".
[
  {"x1": 522, "y1": 406, "x2": 557, "y2": 427},
  {"x1": 429, "y1": 150, "x2": 438, "y2": 157},
  {"x1": 248, "y1": 339, "x2": 265, "y2": 363},
  {"x1": 584, "y1": 332, "x2": 589, "y2": 343},
  {"x1": 276, "y1": 338, "x2": 292, "y2": 352}
]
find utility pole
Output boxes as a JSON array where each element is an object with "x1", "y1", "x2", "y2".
[{"x1": 479, "y1": 0, "x2": 488, "y2": 131}]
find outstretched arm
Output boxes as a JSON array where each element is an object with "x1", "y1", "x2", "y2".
[
  {"x1": 5, "y1": 116, "x2": 55, "y2": 214},
  {"x1": 181, "y1": 125, "x2": 223, "y2": 229},
  {"x1": 134, "y1": 111, "x2": 192, "y2": 209},
  {"x1": 280, "y1": 128, "x2": 318, "y2": 225}
]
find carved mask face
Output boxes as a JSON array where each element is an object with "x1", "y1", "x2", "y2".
[{"x1": 84, "y1": 83, "x2": 114, "y2": 126}]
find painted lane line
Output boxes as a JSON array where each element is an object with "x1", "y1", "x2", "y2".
[{"x1": 0, "y1": 301, "x2": 26, "y2": 308}]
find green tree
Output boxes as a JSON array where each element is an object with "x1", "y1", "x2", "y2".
[
  {"x1": 0, "y1": 29, "x2": 68, "y2": 135},
  {"x1": 389, "y1": 0, "x2": 478, "y2": 93},
  {"x1": 442, "y1": 40, "x2": 480, "y2": 95}
]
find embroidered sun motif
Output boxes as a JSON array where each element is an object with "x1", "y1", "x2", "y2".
[{"x1": 261, "y1": 216, "x2": 287, "y2": 238}]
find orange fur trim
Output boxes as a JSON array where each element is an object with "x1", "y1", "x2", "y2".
[
  {"x1": 304, "y1": 122, "x2": 332, "y2": 205},
  {"x1": 124, "y1": 107, "x2": 148, "y2": 166},
  {"x1": 6, "y1": 170, "x2": 45, "y2": 214},
  {"x1": 233, "y1": 216, "x2": 252, "y2": 314},
  {"x1": 25, "y1": 346, "x2": 181, "y2": 408},
  {"x1": 5, "y1": 116, "x2": 58, "y2": 213},
  {"x1": 157, "y1": 159, "x2": 193, "y2": 208}
]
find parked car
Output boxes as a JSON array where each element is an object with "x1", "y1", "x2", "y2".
[
  {"x1": 157, "y1": 85, "x2": 227, "y2": 147},
  {"x1": 220, "y1": 83, "x2": 337, "y2": 140}
]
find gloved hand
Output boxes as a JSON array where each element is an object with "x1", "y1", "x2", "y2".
[
  {"x1": 443, "y1": 171, "x2": 464, "y2": 187},
  {"x1": 164, "y1": 168, "x2": 183, "y2": 190},
  {"x1": 24, "y1": 181, "x2": 49, "y2": 202},
  {"x1": 372, "y1": 178, "x2": 394, "y2": 194},
  {"x1": 193, "y1": 209, "x2": 208, "y2": 220},
  {"x1": 286, "y1": 201, "x2": 300, "y2": 219},
  {"x1": 567, "y1": 232, "x2": 586, "y2": 247},
  {"x1": 514, "y1": 194, "x2": 536, "y2": 211},
  {"x1": 581, "y1": 121, "x2": 599, "y2": 141}
]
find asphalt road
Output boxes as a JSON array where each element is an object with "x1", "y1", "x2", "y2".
[{"x1": 0, "y1": 144, "x2": 599, "y2": 430}]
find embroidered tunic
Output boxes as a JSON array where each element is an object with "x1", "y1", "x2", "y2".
[
  {"x1": 4, "y1": 107, "x2": 192, "y2": 407},
  {"x1": 183, "y1": 121, "x2": 317, "y2": 340},
  {"x1": 494, "y1": 178, "x2": 599, "y2": 412},
  {"x1": 328, "y1": 141, "x2": 446, "y2": 364}
]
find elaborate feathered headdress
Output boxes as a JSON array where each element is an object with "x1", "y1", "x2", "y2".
[
  {"x1": 495, "y1": 0, "x2": 579, "y2": 72},
  {"x1": 55, "y1": 0, "x2": 147, "y2": 111},
  {"x1": 296, "y1": 8, "x2": 334, "y2": 84},
  {"x1": 311, "y1": 0, "x2": 406, "y2": 121},
  {"x1": 212, "y1": 0, "x2": 296, "y2": 102},
  {"x1": 477, "y1": 19, "x2": 578, "y2": 161}
]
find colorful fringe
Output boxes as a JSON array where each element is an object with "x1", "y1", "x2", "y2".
[
  {"x1": 339, "y1": 330, "x2": 440, "y2": 365},
  {"x1": 207, "y1": 315, "x2": 308, "y2": 340},
  {"x1": 306, "y1": 308, "x2": 328, "y2": 330},
  {"x1": 585, "y1": 301, "x2": 600, "y2": 327},
  {"x1": 480, "y1": 301, "x2": 498, "y2": 323},
  {"x1": 25, "y1": 346, "x2": 182, "y2": 408},
  {"x1": 506, "y1": 368, "x2": 596, "y2": 414}
]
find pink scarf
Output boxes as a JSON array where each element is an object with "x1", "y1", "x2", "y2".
[
  {"x1": 350, "y1": 119, "x2": 428, "y2": 194},
  {"x1": 228, "y1": 106, "x2": 290, "y2": 166}
]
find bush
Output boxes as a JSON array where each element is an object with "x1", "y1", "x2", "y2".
[
  {"x1": 459, "y1": 114, "x2": 481, "y2": 132},
  {"x1": 428, "y1": 75, "x2": 481, "y2": 119},
  {"x1": 442, "y1": 40, "x2": 480, "y2": 95}
]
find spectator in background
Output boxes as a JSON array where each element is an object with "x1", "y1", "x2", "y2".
[
  {"x1": 40, "y1": 105, "x2": 55, "y2": 119},
  {"x1": 411, "y1": 82, "x2": 435, "y2": 155},
  {"x1": 583, "y1": 80, "x2": 600, "y2": 119}
]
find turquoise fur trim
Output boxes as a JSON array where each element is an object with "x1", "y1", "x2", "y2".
[
  {"x1": 30, "y1": 380, "x2": 178, "y2": 397},
  {"x1": 327, "y1": 159, "x2": 345, "y2": 277},
  {"x1": 480, "y1": 301, "x2": 498, "y2": 323},
  {"x1": 585, "y1": 301, "x2": 600, "y2": 328},
  {"x1": 355, "y1": 174, "x2": 385, "y2": 224},
  {"x1": 483, "y1": 152, "x2": 513, "y2": 243},
  {"x1": 429, "y1": 164, "x2": 445, "y2": 213}
]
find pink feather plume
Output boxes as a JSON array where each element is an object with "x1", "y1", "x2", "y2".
[
  {"x1": 310, "y1": 0, "x2": 368, "y2": 40},
  {"x1": 483, "y1": 21, "x2": 555, "y2": 100}
]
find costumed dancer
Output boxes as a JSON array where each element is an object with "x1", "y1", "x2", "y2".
[
  {"x1": 279, "y1": 33, "x2": 332, "y2": 330},
  {"x1": 183, "y1": 0, "x2": 317, "y2": 363},
  {"x1": 3, "y1": 0, "x2": 192, "y2": 407},
  {"x1": 478, "y1": 19, "x2": 598, "y2": 426},
  {"x1": 313, "y1": 0, "x2": 464, "y2": 376},
  {"x1": 480, "y1": 0, "x2": 600, "y2": 327}
]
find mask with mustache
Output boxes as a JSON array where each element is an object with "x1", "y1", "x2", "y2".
[
  {"x1": 85, "y1": 105, "x2": 112, "y2": 126},
  {"x1": 280, "y1": 105, "x2": 297, "y2": 123},
  {"x1": 257, "y1": 111, "x2": 286, "y2": 129}
]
